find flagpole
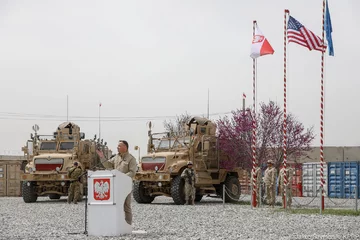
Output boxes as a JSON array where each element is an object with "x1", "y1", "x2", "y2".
[
  {"x1": 99, "y1": 103, "x2": 101, "y2": 141},
  {"x1": 251, "y1": 20, "x2": 257, "y2": 208},
  {"x1": 283, "y1": 9, "x2": 290, "y2": 209},
  {"x1": 67, "y1": 95, "x2": 69, "y2": 122},
  {"x1": 242, "y1": 93, "x2": 246, "y2": 114},
  {"x1": 207, "y1": 88, "x2": 210, "y2": 119},
  {"x1": 319, "y1": 0, "x2": 326, "y2": 212}
]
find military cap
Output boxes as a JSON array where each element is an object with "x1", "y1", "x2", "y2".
[
  {"x1": 74, "y1": 162, "x2": 78, "y2": 166},
  {"x1": 187, "y1": 161, "x2": 193, "y2": 165},
  {"x1": 267, "y1": 160, "x2": 274, "y2": 164}
]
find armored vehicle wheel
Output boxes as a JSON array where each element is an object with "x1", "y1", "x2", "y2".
[
  {"x1": 171, "y1": 176, "x2": 186, "y2": 205},
  {"x1": 224, "y1": 176, "x2": 241, "y2": 203},
  {"x1": 133, "y1": 181, "x2": 155, "y2": 204},
  {"x1": 195, "y1": 194, "x2": 203, "y2": 202},
  {"x1": 49, "y1": 194, "x2": 61, "y2": 200},
  {"x1": 22, "y1": 181, "x2": 38, "y2": 203}
]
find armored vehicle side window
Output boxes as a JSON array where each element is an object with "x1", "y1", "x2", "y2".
[
  {"x1": 40, "y1": 142, "x2": 57, "y2": 150},
  {"x1": 141, "y1": 157, "x2": 166, "y2": 163},
  {"x1": 59, "y1": 142, "x2": 74, "y2": 150},
  {"x1": 158, "y1": 139, "x2": 174, "y2": 150}
]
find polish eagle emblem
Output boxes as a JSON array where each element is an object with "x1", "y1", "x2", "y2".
[{"x1": 93, "y1": 179, "x2": 110, "y2": 200}]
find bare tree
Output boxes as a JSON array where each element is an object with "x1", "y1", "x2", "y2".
[{"x1": 163, "y1": 112, "x2": 192, "y2": 136}]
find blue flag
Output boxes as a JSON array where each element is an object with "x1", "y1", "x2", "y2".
[{"x1": 325, "y1": 0, "x2": 334, "y2": 56}]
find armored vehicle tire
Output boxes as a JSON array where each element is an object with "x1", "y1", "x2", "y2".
[
  {"x1": 171, "y1": 175, "x2": 186, "y2": 205},
  {"x1": 49, "y1": 194, "x2": 61, "y2": 200},
  {"x1": 22, "y1": 181, "x2": 38, "y2": 203},
  {"x1": 133, "y1": 181, "x2": 155, "y2": 204},
  {"x1": 224, "y1": 175, "x2": 241, "y2": 203}
]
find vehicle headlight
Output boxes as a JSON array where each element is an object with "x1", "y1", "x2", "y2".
[
  {"x1": 158, "y1": 182, "x2": 162, "y2": 187},
  {"x1": 159, "y1": 175, "x2": 163, "y2": 180},
  {"x1": 29, "y1": 167, "x2": 33, "y2": 173},
  {"x1": 155, "y1": 166, "x2": 158, "y2": 171},
  {"x1": 55, "y1": 167, "x2": 60, "y2": 172},
  {"x1": 61, "y1": 182, "x2": 65, "y2": 186}
]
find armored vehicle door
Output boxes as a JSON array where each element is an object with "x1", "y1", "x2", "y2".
[{"x1": 201, "y1": 136, "x2": 219, "y2": 170}]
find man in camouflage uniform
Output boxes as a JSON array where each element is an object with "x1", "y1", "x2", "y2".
[
  {"x1": 264, "y1": 160, "x2": 277, "y2": 207},
  {"x1": 67, "y1": 161, "x2": 82, "y2": 204},
  {"x1": 250, "y1": 166, "x2": 262, "y2": 207},
  {"x1": 108, "y1": 140, "x2": 137, "y2": 225},
  {"x1": 278, "y1": 165, "x2": 294, "y2": 208},
  {"x1": 181, "y1": 161, "x2": 197, "y2": 205}
]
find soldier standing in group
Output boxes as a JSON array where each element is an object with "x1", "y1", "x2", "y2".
[
  {"x1": 278, "y1": 164, "x2": 294, "y2": 208},
  {"x1": 251, "y1": 166, "x2": 262, "y2": 207},
  {"x1": 108, "y1": 140, "x2": 137, "y2": 225},
  {"x1": 181, "y1": 161, "x2": 197, "y2": 205},
  {"x1": 67, "y1": 161, "x2": 82, "y2": 204},
  {"x1": 264, "y1": 160, "x2": 277, "y2": 207}
]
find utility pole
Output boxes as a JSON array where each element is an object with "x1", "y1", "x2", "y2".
[
  {"x1": 207, "y1": 88, "x2": 210, "y2": 119},
  {"x1": 67, "y1": 95, "x2": 69, "y2": 121}
]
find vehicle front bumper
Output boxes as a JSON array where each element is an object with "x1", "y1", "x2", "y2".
[
  {"x1": 21, "y1": 172, "x2": 71, "y2": 181},
  {"x1": 134, "y1": 172, "x2": 171, "y2": 182}
]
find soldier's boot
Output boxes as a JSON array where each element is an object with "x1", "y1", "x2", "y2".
[
  {"x1": 184, "y1": 200, "x2": 189, "y2": 205},
  {"x1": 191, "y1": 199, "x2": 195, "y2": 205}
]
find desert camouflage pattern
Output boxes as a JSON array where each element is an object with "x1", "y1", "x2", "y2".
[
  {"x1": 67, "y1": 166, "x2": 83, "y2": 204},
  {"x1": 181, "y1": 168, "x2": 197, "y2": 204},
  {"x1": 264, "y1": 166, "x2": 277, "y2": 206}
]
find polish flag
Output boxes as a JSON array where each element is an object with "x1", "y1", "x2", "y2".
[{"x1": 250, "y1": 24, "x2": 275, "y2": 59}]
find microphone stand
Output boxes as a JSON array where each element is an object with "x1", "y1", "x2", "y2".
[{"x1": 83, "y1": 170, "x2": 88, "y2": 235}]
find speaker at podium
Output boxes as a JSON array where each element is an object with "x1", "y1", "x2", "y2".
[{"x1": 87, "y1": 169, "x2": 132, "y2": 236}]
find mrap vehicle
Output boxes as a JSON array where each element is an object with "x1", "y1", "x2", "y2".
[{"x1": 133, "y1": 116, "x2": 242, "y2": 205}]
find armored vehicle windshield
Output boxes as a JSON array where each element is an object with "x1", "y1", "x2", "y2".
[{"x1": 40, "y1": 141, "x2": 57, "y2": 150}]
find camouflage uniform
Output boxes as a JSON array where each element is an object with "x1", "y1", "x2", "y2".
[
  {"x1": 264, "y1": 161, "x2": 277, "y2": 207},
  {"x1": 67, "y1": 165, "x2": 82, "y2": 204},
  {"x1": 250, "y1": 167, "x2": 262, "y2": 206},
  {"x1": 278, "y1": 167, "x2": 294, "y2": 208},
  {"x1": 109, "y1": 151, "x2": 137, "y2": 225},
  {"x1": 181, "y1": 164, "x2": 197, "y2": 205}
]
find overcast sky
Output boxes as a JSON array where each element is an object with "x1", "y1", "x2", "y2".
[{"x1": 0, "y1": 0, "x2": 358, "y2": 158}]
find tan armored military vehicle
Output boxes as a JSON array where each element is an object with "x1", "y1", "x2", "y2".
[
  {"x1": 133, "y1": 116, "x2": 242, "y2": 205},
  {"x1": 20, "y1": 122, "x2": 111, "y2": 203}
]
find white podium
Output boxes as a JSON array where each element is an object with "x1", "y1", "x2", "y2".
[{"x1": 87, "y1": 169, "x2": 133, "y2": 236}]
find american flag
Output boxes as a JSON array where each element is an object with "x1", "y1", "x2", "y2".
[{"x1": 287, "y1": 15, "x2": 326, "y2": 52}]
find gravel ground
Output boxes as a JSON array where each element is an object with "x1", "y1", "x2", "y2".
[{"x1": 1, "y1": 195, "x2": 360, "y2": 240}]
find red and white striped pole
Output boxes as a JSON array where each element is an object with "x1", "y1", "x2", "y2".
[
  {"x1": 320, "y1": 0, "x2": 326, "y2": 211},
  {"x1": 251, "y1": 20, "x2": 258, "y2": 208},
  {"x1": 283, "y1": 9, "x2": 289, "y2": 209},
  {"x1": 243, "y1": 93, "x2": 246, "y2": 114}
]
